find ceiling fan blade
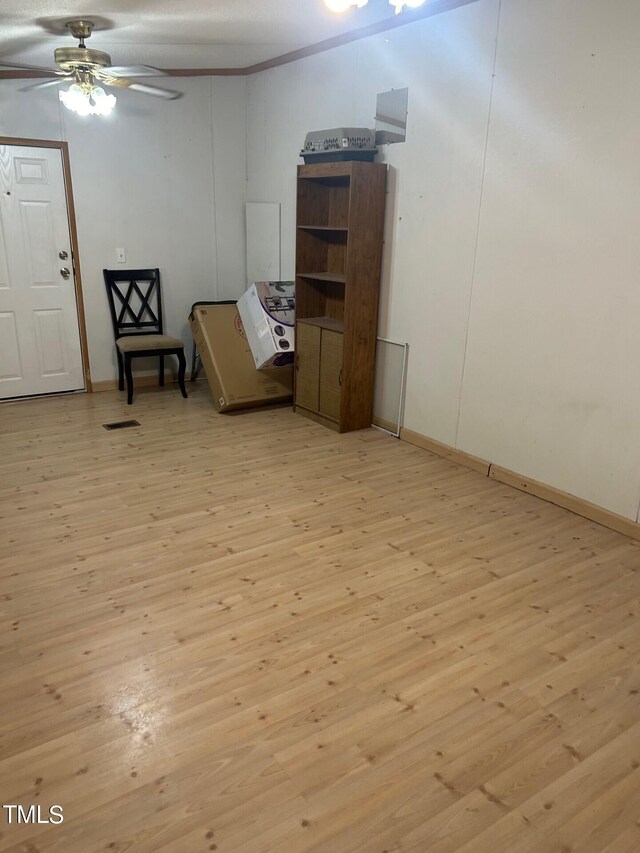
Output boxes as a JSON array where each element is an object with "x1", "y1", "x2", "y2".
[
  {"x1": 100, "y1": 65, "x2": 167, "y2": 78},
  {"x1": 105, "y1": 78, "x2": 182, "y2": 100},
  {"x1": 0, "y1": 59, "x2": 61, "y2": 74},
  {"x1": 20, "y1": 76, "x2": 73, "y2": 92}
]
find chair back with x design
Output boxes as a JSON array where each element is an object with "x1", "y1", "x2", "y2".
[{"x1": 104, "y1": 268, "x2": 165, "y2": 341}]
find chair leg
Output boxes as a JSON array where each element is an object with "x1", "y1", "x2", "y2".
[
  {"x1": 177, "y1": 350, "x2": 188, "y2": 399},
  {"x1": 159, "y1": 354, "x2": 165, "y2": 387},
  {"x1": 116, "y1": 350, "x2": 124, "y2": 391},
  {"x1": 124, "y1": 353, "x2": 134, "y2": 405}
]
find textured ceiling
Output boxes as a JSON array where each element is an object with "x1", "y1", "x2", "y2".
[{"x1": 0, "y1": 0, "x2": 399, "y2": 70}]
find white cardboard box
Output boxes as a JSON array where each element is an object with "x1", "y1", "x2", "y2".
[{"x1": 237, "y1": 281, "x2": 295, "y2": 369}]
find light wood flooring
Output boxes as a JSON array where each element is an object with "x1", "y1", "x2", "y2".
[{"x1": 1, "y1": 383, "x2": 639, "y2": 853}]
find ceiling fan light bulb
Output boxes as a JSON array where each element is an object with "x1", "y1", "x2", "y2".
[
  {"x1": 389, "y1": 0, "x2": 426, "y2": 11},
  {"x1": 90, "y1": 87, "x2": 117, "y2": 116},
  {"x1": 59, "y1": 83, "x2": 89, "y2": 115},
  {"x1": 324, "y1": 0, "x2": 365, "y2": 12}
]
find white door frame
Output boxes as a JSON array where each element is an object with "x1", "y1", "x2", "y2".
[{"x1": 0, "y1": 136, "x2": 92, "y2": 393}]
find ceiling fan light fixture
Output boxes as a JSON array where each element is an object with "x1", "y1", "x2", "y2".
[
  {"x1": 324, "y1": 0, "x2": 368, "y2": 12},
  {"x1": 59, "y1": 82, "x2": 116, "y2": 117},
  {"x1": 90, "y1": 86, "x2": 117, "y2": 116},
  {"x1": 389, "y1": 0, "x2": 427, "y2": 13}
]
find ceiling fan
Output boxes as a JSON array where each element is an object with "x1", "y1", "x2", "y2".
[{"x1": 0, "y1": 20, "x2": 182, "y2": 116}]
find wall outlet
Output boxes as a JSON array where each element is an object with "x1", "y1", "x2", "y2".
[{"x1": 116, "y1": 248, "x2": 126, "y2": 264}]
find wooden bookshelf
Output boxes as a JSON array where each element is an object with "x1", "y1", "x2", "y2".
[{"x1": 294, "y1": 161, "x2": 387, "y2": 433}]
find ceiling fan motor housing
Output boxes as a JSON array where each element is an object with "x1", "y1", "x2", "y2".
[
  {"x1": 54, "y1": 47, "x2": 112, "y2": 72},
  {"x1": 65, "y1": 19, "x2": 96, "y2": 42}
]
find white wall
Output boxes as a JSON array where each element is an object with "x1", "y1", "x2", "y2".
[
  {"x1": 457, "y1": 0, "x2": 640, "y2": 519},
  {"x1": 0, "y1": 75, "x2": 247, "y2": 382},
  {"x1": 246, "y1": 0, "x2": 640, "y2": 521}
]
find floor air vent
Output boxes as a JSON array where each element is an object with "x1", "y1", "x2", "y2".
[{"x1": 102, "y1": 420, "x2": 141, "y2": 430}]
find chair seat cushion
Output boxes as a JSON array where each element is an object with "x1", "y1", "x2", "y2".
[{"x1": 116, "y1": 334, "x2": 184, "y2": 353}]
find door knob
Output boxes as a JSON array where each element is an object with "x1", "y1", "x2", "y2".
[
  {"x1": 59, "y1": 250, "x2": 68, "y2": 260},
  {"x1": 60, "y1": 267, "x2": 70, "y2": 279}
]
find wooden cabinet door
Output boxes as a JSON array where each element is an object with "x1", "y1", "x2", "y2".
[
  {"x1": 319, "y1": 329, "x2": 343, "y2": 422},
  {"x1": 295, "y1": 322, "x2": 321, "y2": 411}
]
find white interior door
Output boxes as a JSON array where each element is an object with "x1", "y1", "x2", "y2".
[{"x1": 0, "y1": 144, "x2": 84, "y2": 399}]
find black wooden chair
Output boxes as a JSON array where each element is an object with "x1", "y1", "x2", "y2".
[{"x1": 104, "y1": 268, "x2": 188, "y2": 405}]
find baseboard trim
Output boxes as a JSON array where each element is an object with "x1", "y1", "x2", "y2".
[
  {"x1": 489, "y1": 465, "x2": 640, "y2": 542},
  {"x1": 92, "y1": 373, "x2": 193, "y2": 393},
  {"x1": 400, "y1": 428, "x2": 491, "y2": 475},
  {"x1": 399, "y1": 427, "x2": 640, "y2": 542},
  {"x1": 373, "y1": 416, "x2": 400, "y2": 435}
]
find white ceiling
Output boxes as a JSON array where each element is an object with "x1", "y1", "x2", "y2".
[{"x1": 0, "y1": 0, "x2": 400, "y2": 71}]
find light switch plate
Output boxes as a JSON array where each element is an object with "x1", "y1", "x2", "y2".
[{"x1": 116, "y1": 248, "x2": 126, "y2": 263}]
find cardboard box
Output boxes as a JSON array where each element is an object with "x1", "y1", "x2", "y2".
[
  {"x1": 237, "y1": 281, "x2": 295, "y2": 369},
  {"x1": 189, "y1": 304, "x2": 292, "y2": 412}
]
